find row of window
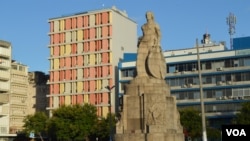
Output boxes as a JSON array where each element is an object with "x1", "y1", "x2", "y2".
[
  {"x1": 172, "y1": 87, "x2": 250, "y2": 100},
  {"x1": 50, "y1": 12, "x2": 110, "y2": 32}
]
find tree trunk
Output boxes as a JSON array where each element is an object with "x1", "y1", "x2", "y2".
[{"x1": 38, "y1": 132, "x2": 44, "y2": 141}]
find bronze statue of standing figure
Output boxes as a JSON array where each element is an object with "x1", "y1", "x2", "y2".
[{"x1": 136, "y1": 11, "x2": 166, "y2": 79}]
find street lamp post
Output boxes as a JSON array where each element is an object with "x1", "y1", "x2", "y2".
[{"x1": 105, "y1": 85, "x2": 115, "y2": 141}]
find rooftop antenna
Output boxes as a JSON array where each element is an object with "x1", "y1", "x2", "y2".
[{"x1": 226, "y1": 12, "x2": 236, "y2": 50}]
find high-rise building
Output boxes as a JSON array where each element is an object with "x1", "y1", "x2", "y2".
[
  {"x1": 28, "y1": 71, "x2": 49, "y2": 115},
  {"x1": 9, "y1": 61, "x2": 29, "y2": 134},
  {"x1": 0, "y1": 40, "x2": 16, "y2": 140},
  {"x1": 47, "y1": 6, "x2": 137, "y2": 117},
  {"x1": 118, "y1": 35, "x2": 250, "y2": 128}
]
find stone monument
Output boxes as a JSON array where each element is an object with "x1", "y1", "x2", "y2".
[{"x1": 114, "y1": 11, "x2": 184, "y2": 141}]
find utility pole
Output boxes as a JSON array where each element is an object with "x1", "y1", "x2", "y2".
[
  {"x1": 105, "y1": 85, "x2": 115, "y2": 141},
  {"x1": 196, "y1": 39, "x2": 207, "y2": 141}
]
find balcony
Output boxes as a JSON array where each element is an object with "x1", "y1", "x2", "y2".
[{"x1": 0, "y1": 70, "x2": 10, "y2": 81}]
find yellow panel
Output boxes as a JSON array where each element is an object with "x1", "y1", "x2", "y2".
[
  {"x1": 54, "y1": 58, "x2": 59, "y2": 69},
  {"x1": 89, "y1": 14, "x2": 95, "y2": 26},
  {"x1": 89, "y1": 54, "x2": 95, "y2": 65},
  {"x1": 50, "y1": 47, "x2": 54, "y2": 56},
  {"x1": 54, "y1": 20, "x2": 59, "y2": 32},
  {"x1": 77, "y1": 82, "x2": 83, "y2": 93},
  {"x1": 84, "y1": 94, "x2": 89, "y2": 103},
  {"x1": 60, "y1": 83, "x2": 64, "y2": 93},
  {"x1": 77, "y1": 30, "x2": 83, "y2": 41},
  {"x1": 60, "y1": 45, "x2": 64, "y2": 55},
  {"x1": 109, "y1": 12, "x2": 112, "y2": 23},
  {"x1": 103, "y1": 107, "x2": 109, "y2": 117},
  {"x1": 60, "y1": 20, "x2": 65, "y2": 31},
  {"x1": 109, "y1": 52, "x2": 112, "y2": 63},
  {"x1": 65, "y1": 44, "x2": 71, "y2": 55},
  {"x1": 65, "y1": 96, "x2": 70, "y2": 105}
]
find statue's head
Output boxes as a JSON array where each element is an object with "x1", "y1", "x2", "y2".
[{"x1": 146, "y1": 11, "x2": 154, "y2": 21}]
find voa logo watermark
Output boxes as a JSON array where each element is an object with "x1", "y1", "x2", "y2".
[{"x1": 222, "y1": 125, "x2": 250, "y2": 141}]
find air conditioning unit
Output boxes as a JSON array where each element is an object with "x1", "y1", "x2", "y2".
[
  {"x1": 174, "y1": 70, "x2": 179, "y2": 73},
  {"x1": 217, "y1": 67, "x2": 223, "y2": 71},
  {"x1": 182, "y1": 84, "x2": 187, "y2": 88},
  {"x1": 188, "y1": 83, "x2": 193, "y2": 88},
  {"x1": 217, "y1": 81, "x2": 223, "y2": 85},
  {"x1": 192, "y1": 68, "x2": 196, "y2": 71},
  {"x1": 226, "y1": 81, "x2": 232, "y2": 85},
  {"x1": 181, "y1": 71, "x2": 185, "y2": 74}
]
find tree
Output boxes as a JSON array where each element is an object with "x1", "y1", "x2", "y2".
[
  {"x1": 90, "y1": 113, "x2": 116, "y2": 141},
  {"x1": 179, "y1": 108, "x2": 202, "y2": 139},
  {"x1": 48, "y1": 104, "x2": 98, "y2": 141},
  {"x1": 23, "y1": 112, "x2": 48, "y2": 141},
  {"x1": 234, "y1": 102, "x2": 250, "y2": 124}
]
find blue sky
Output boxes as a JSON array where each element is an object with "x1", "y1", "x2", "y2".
[{"x1": 0, "y1": 0, "x2": 249, "y2": 73}]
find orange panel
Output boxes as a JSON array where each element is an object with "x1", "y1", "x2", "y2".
[
  {"x1": 66, "y1": 70, "x2": 71, "y2": 80},
  {"x1": 59, "y1": 33, "x2": 65, "y2": 43},
  {"x1": 102, "y1": 26, "x2": 108, "y2": 38},
  {"x1": 54, "y1": 84, "x2": 59, "y2": 94},
  {"x1": 95, "y1": 13, "x2": 101, "y2": 25},
  {"x1": 54, "y1": 46, "x2": 60, "y2": 56},
  {"x1": 89, "y1": 28, "x2": 96, "y2": 39},
  {"x1": 60, "y1": 96, "x2": 65, "y2": 105},
  {"x1": 102, "y1": 66, "x2": 108, "y2": 76},
  {"x1": 83, "y1": 15, "x2": 89, "y2": 27},
  {"x1": 102, "y1": 92, "x2": 109, "y2": 103},
  {"x1": 65, "y1": 57, "x2": 71, "y2": 67},
  {"x1": 89, "y1": 41, "x2": 95, "y2": 52},
  {"x1": 77, "y1": 55, "x2": 83, "y2": 66},
  {"x1": 71, "y1": 43, "x2": 77, "y2": 54},
  {"x1": 72, "y1": 17, "x2": 77, "y2": 28},
  {"x1": 50, "y1": 84, "x2": 53, "y2": 94},
  {"x1": 65, "y1": 18, "x2": 71, "y2": 30},
  {"x1": 72, "y1": 69, "x2": 76, "y2": 80},
  {"x1": 54, "y1": 71, "x2": 59, "y2": 81},
  {"x1": 102, "y1": 39, "x2": 109, "y2": 50},
  {"x1": 50, "y1": 21, "x2": 54, "y2": 32},
  {"x1": 102, "y1": 52, "x2": 109, "y2": 63},
  {"x1": 54, "y1": 33, "x2": 60, "y2": 44},
  {"x1": 89, "y1": 94, "x2": 95, "y2": 104},
  {"x1": 83, "y1": 42, "x2": 89, "y2": 52},
  {"x1": 84, "y1": 68, "x2": 88, "y2": 78},
  {"x1": 109, "y1": 25, "x2": 112, "y2": 36},
  {"x1": 102, "y1": 12, "x2": 109, "y2": 24},
  {"x1": 89, "y1": 67, "x2": 95, "y2": 78},
  {"x1": 77, "y1": 95, "x2": 83, "y2": 104},
  {"x1": 77, "y1": 16, "x2": 83, "y2": 28}
]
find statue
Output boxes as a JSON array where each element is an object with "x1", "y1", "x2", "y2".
[{"x1": 136, "y1": 11, "x2": 166, "y2": 79}]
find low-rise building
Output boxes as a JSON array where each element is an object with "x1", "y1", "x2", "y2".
[{"x1": 118, "y1": 35, "x2": 250, "y2": 128}]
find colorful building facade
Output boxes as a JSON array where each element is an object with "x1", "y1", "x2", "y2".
[{"x1": 47, "y1": 6, "x2": 137, "y2": 117}]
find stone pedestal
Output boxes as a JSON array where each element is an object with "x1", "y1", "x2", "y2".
[{"x1": 115, "y1": 77, "x2": 184, "y2": 141}]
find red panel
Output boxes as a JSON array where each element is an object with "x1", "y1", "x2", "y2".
[
  {"x1": 83, "y1": 42, "x2": 89, "y2": 52},
  {"x1": 72, "y1": 69, "x2": 76, "y2": 80},
  {"x1": 50, "y1": 71, "x2": 54, "y2": 82},
  {"x1": 65, "y1": 18, "x2": 71, "y2": 30},
  {"x1": 77, "y1": 16, "x2": 83, "y2": 28},
  {"x1": 84, "y1": 29, "x2": 89, "y2": 40},
  {"x1": 84, "y1": 81, "x2": 89, "y2": 91},
  {"x1": 89, "y1": 67, "x2": 95, "y2": 78},
  {"x1": 50, "y1": 84, "x2": 53, "y2": 94},
  {"x1": 102, "y1": 66, "x2": 108, "y2": 76},
  {"x1": 95, "y1": 13, "x2": 101, "y2": 25}
]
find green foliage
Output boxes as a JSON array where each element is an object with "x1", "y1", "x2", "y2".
[
  {"x1": 179, "y1": 108, "x2": 202, "y2": 138},
  {"x1": 48, "y1": 104, "x2": 98, "y2": 141},
  {"x1": 23, "y1": 112, "x2": 48, "y2": 137},
  {"x1": 234, "y1": 102, "x2": 250, "y2": 124},
  {"x1": 206, "y1": 127, "x2": 221, "y2": 140}
]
